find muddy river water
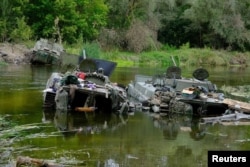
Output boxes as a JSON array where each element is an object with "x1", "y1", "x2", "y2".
[{"x1": 0, "y1": 64, "x2": 250, "y2": 166}]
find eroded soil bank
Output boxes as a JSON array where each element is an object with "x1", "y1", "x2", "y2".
[{"x1": 0, "y1": 43, "x2": 33, "y2": 64}]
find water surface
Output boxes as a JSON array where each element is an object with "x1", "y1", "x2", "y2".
[{"x1": 1, "y1": 64, "x2": 250, "y2": 166}]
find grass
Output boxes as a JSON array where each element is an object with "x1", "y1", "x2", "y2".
[
  {"x1": 12, "y1": 41, "x2": 250, "y2": 68},
  {"x1": 99, "y1": 48, "x2": 250, "y2": 68},
  {"x1": 0, "y1": 61, "x2": 8, "y2": 66}
]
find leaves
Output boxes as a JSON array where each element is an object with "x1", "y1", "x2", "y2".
[
  {"x1": 0, "y1": 0, "x2": 250, "y2": 51},
  {"x1": 182, "y1": 0, "x2": 250, "y2": 49},
  {"x1": 10, "y1": 16, "x2": 33, "y2": 42}
]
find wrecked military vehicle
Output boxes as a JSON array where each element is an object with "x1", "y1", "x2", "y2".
[
  {"x1": 127, "y1": 66, "x2": 250, "y2": 120},
  {"x1": 43, "y1": 59, "x2": 128, "y2": 115}
]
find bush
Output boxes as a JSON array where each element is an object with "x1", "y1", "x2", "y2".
[
  {"x1": 10, "y1": 17, "x2": 33, "y2": 42},
  {"x1": 125, "y1": 20, "x2": 159, "y2": 53},
  {"x1": 98, "y1": 28, "x2": 121, "y2": 51}
]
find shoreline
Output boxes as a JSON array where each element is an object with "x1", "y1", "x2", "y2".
[{"x1": 1, "y1": 42, "x2": 250, "y2": 68}]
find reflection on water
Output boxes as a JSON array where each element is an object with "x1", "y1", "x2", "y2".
[
  {"x1": 152, "y1": 114, "x2": 206, "y2": 141},
  {"x1": 43, "y1": 109, "x2": 128, "y2": 139},
  {"x1": 1, "y1": 65, "x2": 250, "y2": 166}
]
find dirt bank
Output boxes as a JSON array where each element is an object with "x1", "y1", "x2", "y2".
[{"x1": 0, "y1": 43, "x2": 32, "y2": 64}]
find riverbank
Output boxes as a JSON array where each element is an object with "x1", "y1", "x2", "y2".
[
  {"x1": 1, "y1": 42, "x2": 250, "y2": 67},
  {"x1": 103, "y1": 48, "x2": 250, "y2": 68},
  {"x1": 0, "y1": 43, "x2": 32, "y2": 65}
]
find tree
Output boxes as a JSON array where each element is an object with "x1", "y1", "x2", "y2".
[
  {"x1": 0, "y1": 0, "x2": 12, "y2": 41},
  {"x1": 183, "y1": 0, "x2": 250, "y2": 50},
  {"x1": 101, "y1": 0, "x2": 161, "y2": 51},
  {"x1": 24, "y1": 0, "x2": 108, "y2": 44},
  {"x1": 156, "y1": 0, "x2": 199, "y2": 48},
  {"x1": 24, "y1": 0, "x2": 57, "y2": 40},
  {"x1": 10, "y1": 16, "x2": 33, "y2": 42},
  {"x1": 75, "y1": 0, "x2": 108, "y2": 41},
  {"x1": 53, "y1": 0, "x2": 78, "y2": 43},
  {"x1": 0, "y1": 0, "x2": 30, "y2": 42}
]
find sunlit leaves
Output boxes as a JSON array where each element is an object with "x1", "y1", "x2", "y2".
[
  {"x1": 78, "y1": 0, "x2": 108, "y2": 40},
  {"x1": 0, "y1": 0, "x2": 250, "y2": 50},
  {"x1": 10, "y1": 16, "x2": 33, "y2": 42},
  {"x1": 26, "y1": 0, "x2": 109, "y2": 43}
]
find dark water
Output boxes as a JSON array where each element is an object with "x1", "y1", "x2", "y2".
[{"x1": 1, "y1": 65, "x2": 250, "y2": 166}]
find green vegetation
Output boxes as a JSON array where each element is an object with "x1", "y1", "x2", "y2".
[
  {"x1": 114, "y1": 49, "x2": 250, "y2": 68},
  {"x1": 1, "y1": 0, "x2": 250, "y2": 67},
  {"x1": 64, "y1": 42, "x2": 250, "y2": 68},
  {"x1": 0, "y1": 61, "x2": 8, "y2": 66},
  {"x1": 1, "y1": 0, "x2": 250, "y2": 52}
]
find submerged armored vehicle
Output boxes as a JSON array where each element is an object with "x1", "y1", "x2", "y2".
[
  {"x1": 43, "y1": 59, "x2": 128, "y2": 114},
  {"x1": 127, "y1": 66, "x2": 229, "y2": 115}
]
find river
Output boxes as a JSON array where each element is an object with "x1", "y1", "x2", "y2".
[{"x1": 0, "y1": 64, "x2": 250, "y2": 166}]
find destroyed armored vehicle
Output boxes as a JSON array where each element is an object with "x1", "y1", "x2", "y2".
[
  {"x1": 43, "y1": 59, "x2": 128, "y2": 114},
  {"x1": 127, "y1": 66, "x2": 250, "y2": 117},
  {"x1": 30, "y1": 39, "x2": 64, "y2": 65}
]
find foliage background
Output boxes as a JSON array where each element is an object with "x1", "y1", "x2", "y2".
[{"x1": 1, "y1": 0, "x2": 250, "y2": 66}]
